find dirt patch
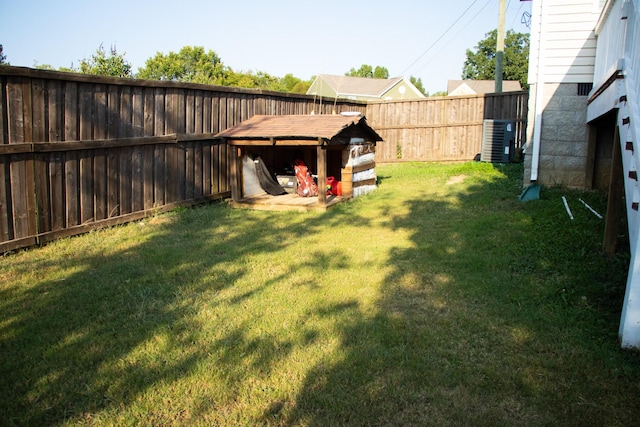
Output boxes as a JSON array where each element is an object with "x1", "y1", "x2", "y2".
[{"x1": 446, "y1": 175, "x2": 467, "y2": 185}]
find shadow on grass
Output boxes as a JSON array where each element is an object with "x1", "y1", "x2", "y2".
[
  {"x1": 281, "y1": 163, "x2": 638, "y2": 426},
  {"x1": 0, "y1": 201, "x2": 376, "y2": 425},
  {"x1": 2, "y1": 162, "x2": 639, "y2": 425}
]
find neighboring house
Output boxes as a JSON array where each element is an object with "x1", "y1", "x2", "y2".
[
  {"x1": 447, "y1": 80, "x2": 522, "y2": 95},
  {"x1": 306, "y1": 74, "x2": 425, "y2": 102},
  {"x1": 525, "y1": 0, "x2": 640, "y2": 349}
]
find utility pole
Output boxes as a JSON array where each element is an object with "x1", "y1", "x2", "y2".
[{"x1": 495, "y1": 0, "x2": 507, "y2": 92}]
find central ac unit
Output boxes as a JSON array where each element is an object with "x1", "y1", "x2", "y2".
[{"x1": 481, "y1": 119, "x2": 516, "y2": 163}]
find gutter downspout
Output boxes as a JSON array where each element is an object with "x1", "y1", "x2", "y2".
[{"x1": 530, "y1": 0, "x2": 547, "y2": 182}]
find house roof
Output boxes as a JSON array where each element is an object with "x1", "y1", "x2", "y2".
[
  {"x1": 447, "y1": 80, "x2": 523, "y2": 95},
  {"x1": 314, "y1": 74, "x2": 405, "y2": 98},
  {"x1": 214, "y1": 114, "x2": 383, "y2": 145}
]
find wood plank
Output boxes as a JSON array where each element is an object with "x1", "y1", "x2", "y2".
[
  {"x1": 226, "y1": 138, "x2": 324, "y2": 146},
  {"x1": 79, "y1": 84, "x2": 94, "y2": 224},
  {"x1": 7, "y1": 78, "x2": 25, "y2": 143},
  {"x1": 0, "y1": 155, "x2": 12, "y2": 242},
  {"x1": 166, "y1": 141, "x2": 178, "y2": 204},
  {"x1": 119, "y1": 85, "x2": 132, "y2": 138},
  {"x1": 0, "y1": 143, "x2": 32, "y2": 155},
  {"x1": 317, "y1": 145, "x2": 327, "y2": 205},
  {"x1": 80, "y1": 150, "x2": 94, "y2": 223},
  {"x1": 119, "y1": 145, "x2": 132, "y2": 214},
  {"x1": 49, "y1": 152, "x2": 64, "y2": 230},
  {"x1": 153, "y1": 88, "x2": 165, "y2": 209},
  {"x1": 131, "y1": 87, "x2": 145, "y2": 212},
  {"x1": 203, "y1": 141, "x2": 212, "y2": 196},
  {"x1": 603, "y1": 125, "x2": 622, "y2": 256},
  {"x1": 94, "y1": 83, "x2": 108, "y2": 221},
  {"x1": 143, "y1": 87, "x2": 155, "y2": 210},
  {"x1": 47, "y1": 80, "x2": 63, "y2": 142},
  {"x1": 107, "y1": 148, "x2": 119, "y2": 217},
  {"x1": 131, "y1": 145, "x2": 144, "y2": 212},
  {"x1": 229, "y1": 146, "x2": 240, "y2": 201},
  {"x1": 32, "y1": 135, "x2": 178, "y2": 151},
  {"x1": 163, "y1": 88, "x2": 177, "y2": 204},
  {"x1": 194, "y1": 141, "x2": 203, "y2": 198},
  {"x1": 118, "y1": 86, "x2": 134, "y2": 215},
  {"x1": 165, "y1": 88, "x2": 177, "y2": 134},
  {"x1": 107, "y1": 85, "x2": 119, "y2": 139},
  {"x1": 79, "y1": 83, "x2": 93, "y2": 140},
  {"x1": 94, "y1": 148, "x2": 107, "y2": 221},
  {"x1": 34, "y1": 153, "x2": 51, "y2": 234},
  {"x1": 153, "y1": 145, "x2": 165, "y2": 207},
  {"x1": 0, "y1": 75, "x2": 6, "y2": 145},
  {"x1": 143, "y1": 87, "x2": 155, "y2": 136},
  {"x1": 132, "y1": 86, "x2": 144, "y2": 137},
  {"x1": 64, "y1": 81, "x2": 79, "y2": 226},
  {"x1": 186, "y1": 142, "x2": 194, "y2": 199},
  {"x1": 195, "y1": 91, "x2": 203, "y2": 133},
  {"x1": 143, "y1": 144, "x2": 154, "y2": 210},
  {"x1": 203, "y1": 93, "x2": 212, "y2": 133},
  {"x1": 186, "y1": 89, "x2": 195, "y2": 134},
  {"x1": 31, "y1": 79, "x2": 46, "y2": 143},
  {"x1": 212, "y1": 143, "x2": 221, "y2": 194}
]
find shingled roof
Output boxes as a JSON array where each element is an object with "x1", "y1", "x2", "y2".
[
  {"x1": 315, "y1": 75, "x2": 405, "y2": 98},
  {"x1": 214, "y1": 114, "x2": 382, "y2": 145},
  {"x1": 447, "y1": 80, "x2": 523, "y2": 95}
]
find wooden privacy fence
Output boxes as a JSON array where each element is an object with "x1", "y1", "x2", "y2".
[
  {"x1": 1, "y1": 66, "x2": 528, "y2": 252},
  {"x1": 367, "y1": 91, "x2": 529, "y2": 162},
  {"x1": 0, "y1": 67, "x2": 366, "y2": 252}
]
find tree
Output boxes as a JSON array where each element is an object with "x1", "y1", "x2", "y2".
[
  {"x1": 462, "y1": 29, "x2": 529, "y2": 89},
  {"x1": 0, "y1": 44, "x2": 7, "y2": 65},
  {"x1": 409, "y1": 76, "x2": 427, "y2": 96},
  {"x1": 276, "y1": 73, "x2": 313, "y2": 94},
  {"x1": 79, "y1": 44, "x2": 132, "y2": 78},
  {"x1": 346, "y1": 64, "x2": 389, "y2": 79},
  {"x1": 138, "y1": 46, "x2": 227, "y2": 85}
]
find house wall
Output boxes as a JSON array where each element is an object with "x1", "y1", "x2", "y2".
[
  {"x1": 524, "y1": 0, "x2": 605, "y2": 188},
  {"x1": 381, "y1": 80, "x2": 424, "y2": 101},
  {"x1": 306, "y1": 78, "x2": 338, "y2": 100},
  {"x1": 524, "y1": 82, "x2": 592, "y2": 188}
]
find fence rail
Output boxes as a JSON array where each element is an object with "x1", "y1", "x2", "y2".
[{"x1": 1, "y1": 66, "x2": 527, "y2": 252}]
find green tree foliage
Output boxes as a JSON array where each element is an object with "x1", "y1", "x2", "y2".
[
  {"x1": 347, "y1": 64, "x2": 390, "y2": 79},
  {"x1": 462, "y1": 29, "x2": 530, "y2": 89},
  {"x1": 409, "y1": 76, "x2": 427, "y2": 96},
  {"x1": 0, "y1": 44, "x2": 8, "y2": 65},
  {"x1": 79, "y1": 44, "x2": 132, "y2": 78},
  {"x1": 276, "y1": 73, "x2": 313, "y2": 94},
  {"x1": 138, "y1": 46, "x2": 227, "y2": 85},
  {"x1": 34, "y1": 63, "x2": 76, "y2": 72},
  {"x1": 138, "y1": 46, "x2": 312, "y2": 93}
]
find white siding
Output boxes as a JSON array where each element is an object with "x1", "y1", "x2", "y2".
[{"x1": 528, "y1": 0, "x2": 603, "y2": 84}]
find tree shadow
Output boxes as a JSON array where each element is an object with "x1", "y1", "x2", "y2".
[
  {"x1": 1, "y1": 163, "x2": 637, "y2": 426},
  {"x1": 0, "y1": 201, "x2": 377, "y2": 425},
  {"x1": 282, "y1": 163, "x2": 636, "y2": 426}
]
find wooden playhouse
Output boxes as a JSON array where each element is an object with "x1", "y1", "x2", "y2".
[{"x1": 215, "y1": 114, "x2": 382, "y2": 211}]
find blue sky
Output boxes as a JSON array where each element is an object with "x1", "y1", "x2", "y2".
[{"x1": 1, "y1": 0, "x2": 531, "y2": 93}]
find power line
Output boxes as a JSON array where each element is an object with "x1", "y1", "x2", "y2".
[
  {"x1": 411, "y1": 0, "x2": 493, "y2": 75},
  {"x1": 399, "y1": 0, "x2": 482, "y2": 76}
]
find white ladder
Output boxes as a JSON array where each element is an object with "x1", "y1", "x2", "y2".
[{"x1": 617, "y1": 69, "x2": 640, "y2": 348}]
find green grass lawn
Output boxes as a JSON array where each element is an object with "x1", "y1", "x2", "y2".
[{"x1": 2, "y1": 161, "x2": 639, "y2": 426}]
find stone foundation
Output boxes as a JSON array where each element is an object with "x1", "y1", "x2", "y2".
[{"x1": 524, "y1": 82, "x2": 591, "y2": 189}]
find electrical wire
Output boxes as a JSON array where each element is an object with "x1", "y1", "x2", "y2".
[
  {"x1": 410, "y1": 0, "x2": 493, "y2": 75},
  {"x1": 399, "y1": 0, "x2": 482, "y2": 76}
]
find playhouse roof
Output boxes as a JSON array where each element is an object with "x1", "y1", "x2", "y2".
[{"x1": 215, "y1": 114, "x2": 382, "y2": 146}]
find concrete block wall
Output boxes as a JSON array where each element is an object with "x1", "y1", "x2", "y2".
[{"x1": 524, "y1": 82, "x2": 591, "y2": 189}]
